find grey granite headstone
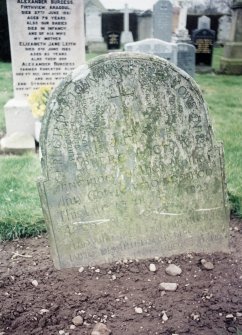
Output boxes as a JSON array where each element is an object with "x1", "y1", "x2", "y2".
[
  {"x1": 125, "y1": 38, "x2": 177, "y2": 65},
  {"x1": 198, "y1": 15, "x2": 211, "y2": 30},
  {"x1": 38, "y1": 53, "x2": 229, "y2": 269},
  {"x1": 153, "y1": 0, "x2": 173, "y2": 42},
  {"x1": 177, "y1": 43, "x2": 195, "y2": 77}
]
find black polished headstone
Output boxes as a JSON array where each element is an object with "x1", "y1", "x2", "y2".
[
  {"x1": 106, "y1": 31, "x2": 120, "y2": 50},
  {"x1": 192, "y1": 28, "x2": 215, "y2": 66}
]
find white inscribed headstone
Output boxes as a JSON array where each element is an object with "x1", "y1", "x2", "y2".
[
  {"x1": 153, "y1": 0, "x2": 173, "y2": 42},
  {"x1": 198, "y1": 15, "x2": 211, "y2": 30},
  {"x1": 125, "y1": 39, "x2": 178, "y2": 65},
  {"x1": 4, "y1": 0, "x2": 85, "y2": 138}
]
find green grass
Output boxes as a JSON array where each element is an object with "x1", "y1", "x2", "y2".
[
  {"x1": 0, "y1": 154, "x2": 45, "y2": 240},
  {"x1": 195, "y1": 67, "x2": 242, "y2": 216},
  {"x1": 0, "y1": 62, "x2": 13, "y2": 134},
  {"x1": 86, "y1": 52, "x2": 101, "y2": 61},
  {"x1": 0, "y1": 49, "x2": 242, "y2": 240},
  {"x1": 212, "y1": 46, "x2": 223, "y2": 72}
]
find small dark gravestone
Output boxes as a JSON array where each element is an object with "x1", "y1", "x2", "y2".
[
  {"x1": 177, "y1": 43, "x2": 196, "y2": 77},
  {"x1": 192, "y1": 28, "x2": 215, "y2": 66},
  {"x1": 107, "y1": 31, "x2": 120, "y2": 50},
  {"x1": 38, "y1": 53, "x2": 229, "y2": 269}
]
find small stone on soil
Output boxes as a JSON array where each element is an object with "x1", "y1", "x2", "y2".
[
  {"x1": 191, "y1": 313, "x2": 200, "y2": 321},
  {"x1": 226, "y1": 314, "x2": 234, "y2": 320},
  {"x1": 31, "y1": 279, "x2": 38, "y2": 287},
  {"x1": 72, "y1": 315, "x2": 83, "y2": 326},
  {"x1": 91, "y1": 322, "x2": 111, "y2": 335},
  {"x1": 39, "y1": 308, "x2": 49, "y2": 314},
  {"x1": 135, "y1": 307, "x2": 143, "y2": 314},
  {"x1": 162, "y1": 311, "x2": 168, "y2": 322},
  {"x1": 200, "y1": 259, "x2": 214, "y2": 270},
  {"x1": 159, "y1": 282, "x2": 178, "y2": 291},
  {"x1": 78, "y1": 266, "x2": 84, "y2": 273},
  {"x1": 165, "y1": 264, "x2": 182, "y2": 276},
  {"x1": 149, "y1": 263, "x2": 157, "y2": 272},
  {"x1": 70, "y1": 325, "x2": 76, "y2": 330}
]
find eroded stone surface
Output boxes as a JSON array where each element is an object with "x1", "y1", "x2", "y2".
[{"x1": 38, "y1": 53, "x2": 229, "y2": 269}]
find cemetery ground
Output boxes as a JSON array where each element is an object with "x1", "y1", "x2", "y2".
[{"x1": 0, "y1": 48, "x2": 242, "y2": 334}]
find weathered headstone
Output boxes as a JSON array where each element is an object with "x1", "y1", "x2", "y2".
[
  {"x1": 107, "y1": 31, "x2": 120, "y2": 50},
  {"x1": 177, "y1": 43, "x2": 195, "y2": 77},
  {"x1": 125, "y1": 39, "x2": 178, "y2": 65},
  {"x1": 38, "y1": 53, "x2": 229, "y2": 269},
  {"x1": 153, "y1": 0, "x2": 173, "y2": 42},
  {"x1": 192, "y1": 28, "x2": 215, "y2": 67},
  {"x1": 198, "y1": 15, "x2": 211, "y2": 30},
  {"x1": 4, "y1": 0, "x2": 85, "y2": 138}
]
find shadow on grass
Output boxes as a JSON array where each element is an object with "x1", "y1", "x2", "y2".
[
  {"x1": 229, "y1": 192, "x2": 242, "y2": 218},
  {"x1": 0, "y1": 219, "x2": 46, "y2": 240}
]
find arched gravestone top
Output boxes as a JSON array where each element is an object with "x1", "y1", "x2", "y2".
[{"x1": 38, "y1": 53, "x2": 229, "y2": 269}]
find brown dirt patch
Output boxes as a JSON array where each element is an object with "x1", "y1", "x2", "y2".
[{"x1": 0, "y1": 217, "x2": 242, "y2": 335}]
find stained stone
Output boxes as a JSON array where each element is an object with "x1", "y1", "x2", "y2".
[{"x1": 38, "y1": 52, "x2": 229, "y2": 269}]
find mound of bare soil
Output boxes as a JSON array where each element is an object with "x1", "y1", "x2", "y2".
[{"x1": 0, "y1": 218, "x2": 242, "y2": 335}]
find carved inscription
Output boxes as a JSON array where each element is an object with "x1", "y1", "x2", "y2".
[
  {"x1": 192, "y1": 29, "x2": 215, "y2": 66},
  {"x1": 38, "y1": 53, "x2": 229, "y2": 269},
  {"x1": 7, "y1": 0, "x2": 84, "y2": 98}
]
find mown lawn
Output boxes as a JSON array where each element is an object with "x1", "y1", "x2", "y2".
[
  {"x1": 0, "y1": 62, "x2": 13, "y2": 135},
  {"x1": 0, "y1": 48, "x2": 242, "y2": 240}
]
